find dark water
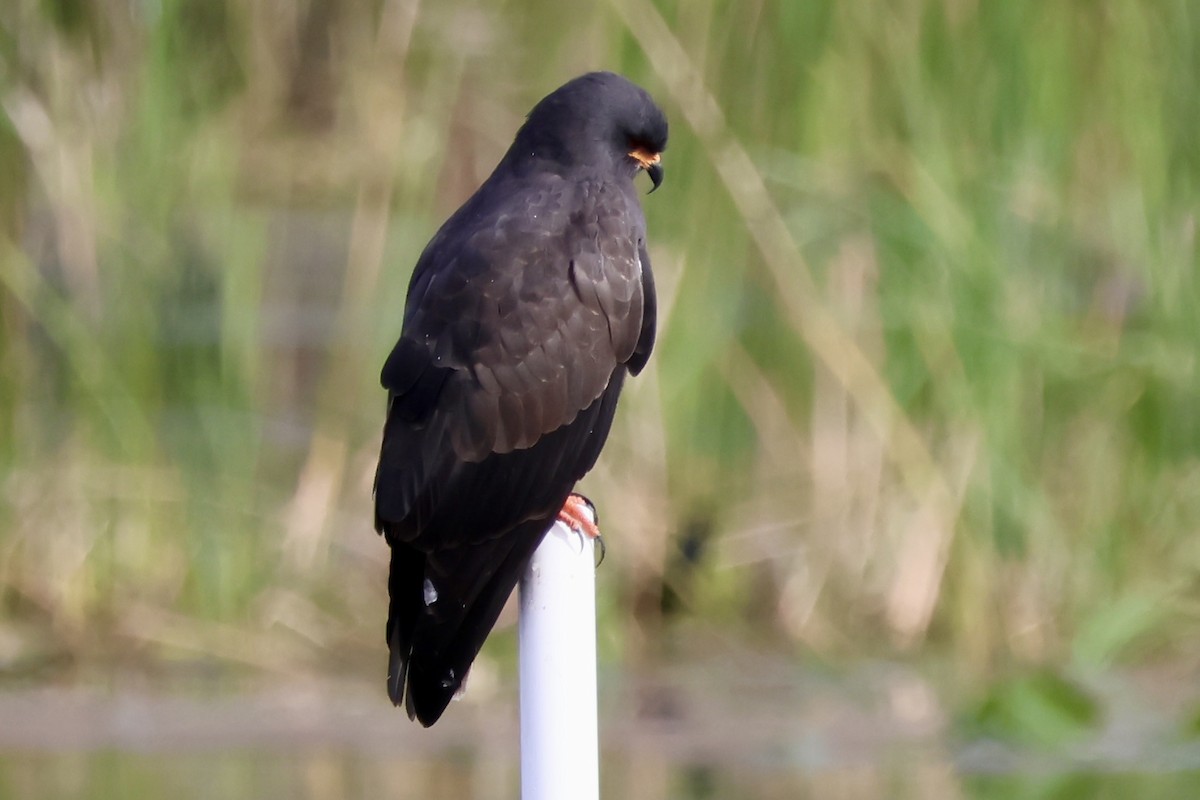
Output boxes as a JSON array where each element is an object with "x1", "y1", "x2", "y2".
[{"x1": 1, "y1": 664, "x2": 1197, "y2": 799}]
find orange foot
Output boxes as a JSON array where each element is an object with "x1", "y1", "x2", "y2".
[
  {"x1": 557, "y1": 493, "x2": 606, "y2": 566},
  {"x1": 557, "y1": 493, "x2": 600, "y2": 539}
]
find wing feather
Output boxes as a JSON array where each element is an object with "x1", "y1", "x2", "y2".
[{"x1": 381, "y1": 178, "x2": 646, "y2": 468}]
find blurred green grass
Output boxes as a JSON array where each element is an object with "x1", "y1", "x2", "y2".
[{"x1": 1, "y1": 0, "x2": 1198, "y2": 707}]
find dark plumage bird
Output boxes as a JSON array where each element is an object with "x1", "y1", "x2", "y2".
[{"x1": 373, "y1": 72, "x2": 667, "y2": 726}]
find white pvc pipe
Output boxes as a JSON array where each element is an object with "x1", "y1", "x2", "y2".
[{"x1": 518, "y1": 517, "x2": 599, "y2": 800}]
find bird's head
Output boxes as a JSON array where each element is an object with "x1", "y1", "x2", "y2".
[{"x1": 513, "y1": 72, "x2": 668, "y2": 192}]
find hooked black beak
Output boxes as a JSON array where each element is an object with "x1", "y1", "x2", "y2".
[
  {"x1": 646, "y1": 161, "x2": 664, "y2": 193},
  {"x1": 630, "y1": 148, "x2": 664, "y2": 194}
]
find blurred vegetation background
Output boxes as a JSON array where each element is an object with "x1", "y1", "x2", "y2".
[{"x1": 2, "y1": 0, "x2": 1199, "y2": 730}]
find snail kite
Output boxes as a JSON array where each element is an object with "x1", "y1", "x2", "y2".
[{"x1": 373, "y1": 72, "x2": 667, "y2": 726}]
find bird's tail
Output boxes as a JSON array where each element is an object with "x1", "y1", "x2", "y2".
[
  {"x1": 386, "y1": 545, "x2": 423, "y2": 707},
  {"x1": 386, "y1": 516, "x2": 554, "y2": 726}
]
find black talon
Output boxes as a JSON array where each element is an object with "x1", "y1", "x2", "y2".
[{"x1": 575, "y1": 493, "x2": 598, "y2": 526}]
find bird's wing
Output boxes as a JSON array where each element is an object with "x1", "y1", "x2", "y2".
[
  {"x1": 626, "y1": 239, "x2": 657, "y2": 375},
  {"x1": 374, "y1": 177, "x2": 648, "y2": 540}
]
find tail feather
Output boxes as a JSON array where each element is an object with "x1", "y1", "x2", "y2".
[
  {"x1": 386, "y1": 546, "x2": 424, "y2": 706},
  {"x1": 387, "y1": 516, "x2": 554, "y2": 727}
]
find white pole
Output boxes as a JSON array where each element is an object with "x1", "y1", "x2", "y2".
[{"x1": 518, "y1": 516, "x2": 599, "y2": 800}]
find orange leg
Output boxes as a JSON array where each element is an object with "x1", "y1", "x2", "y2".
[{"x1": 557, "y1": 493, "x2": 600, "y2": 539}]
